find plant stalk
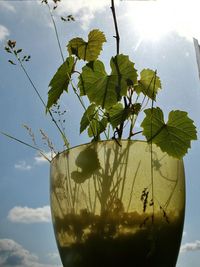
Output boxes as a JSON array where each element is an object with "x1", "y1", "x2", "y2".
[
  {"x1": 111, "y1": 0, "x2": 120, "y2": 55},
  {"x1": 111, "y1": 0, "x2": 126, "y2": 139},
  {"x1": 16, "y1": 55, "x2": 69, "y2": 148},
  {"x1": 1, "y1": 131, "x2": 51, "y2": 162},
  {"x1": 47, "y1": 3, "x2": 65, "y2": 63},
  {"x1": 150, "y1": 71, "x2": 157, "y2": 223},
  {"x1": 45, "y1": 3, "x2": 98, "y2": 141}
]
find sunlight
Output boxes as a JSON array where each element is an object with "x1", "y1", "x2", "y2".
[
  {"x1": 126, "y1": 0, "x2": 200, "y2": 43},
  {"x1": 129, "y1": 1, "x2": 172, "y2": 41}
]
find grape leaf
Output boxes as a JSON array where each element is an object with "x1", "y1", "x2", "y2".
[
  {"x1": 78, "y1": 54, "x2": 137, "y2": 109},
  {"x1": 80, "y1": 104, "x2": 107, "y2": 138},
  {"x1": 78, "y1": 60, "x2": 115, "y2": 109},
  {"x1": 47, "y1": 56, "x2": 75, "y2": 111},
  {"x1": 67, "y1": 29, "x2": 106, "y2": 61},
  {"x1": 110, "y1": 54, "x2": 138, "y2": 98},
  {"x1": 135, "y1": 69, "x2": 161, "y2": 100},
  {"x1": 88, "y1": 116, "x2": 107, "y2": 138},
  {"x1": 80, "y1": 104, "x2": 96, "y2": 134},
  {"x1": 108, "y1": 103, "x2": 132, "y2": 129},
  {"x1": 141, "y1": 107, "x2": 197, "y2": 158}
]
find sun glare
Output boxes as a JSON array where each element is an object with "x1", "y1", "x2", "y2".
[
  {"x1": 126, "y1": 0, "x2": 200, "y2": 43},
  {"x1": 129, "y1": 1, "x2": 171, "y2": 41}
]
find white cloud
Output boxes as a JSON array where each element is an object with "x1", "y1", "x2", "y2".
[
  {"x1": 180, "y1": 240, "x2": 200, "y2": 253},
  {"x1": 14, "y1": 151, "x2": 54, "y2": 170},
  {"x1": 0, "y1": 25, "x2": 10, "y2": 42},
  {"x1": 55, "y1": 0, "x2": 110, "y2": 30},
  {"x1": 0, "y1": 1, "x2": 16, "y2": 13},
  {"x1": 47, "y1": 252, "x2": 60, "y2": 261},
  {"x1": 0, "y1": 239, "x2": 61, "y2": 267},
  {"x1": 14, "y1": 152, "x2": 54, "y2": 171},
  {"x1": 14, "y1": 160, "x2": 32, "y2": 171},
  {"x1": 7, "y1": 206, "x2": 51, "y2": 224},
  {"x1": 34, "y1": 151, "x2": 56, "y2": 164}
]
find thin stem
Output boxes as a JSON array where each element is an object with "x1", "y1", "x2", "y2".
[
  {"x1": 129, "y1": 71, "x2": 157, "y2": 139},
  {"x1": 47, "y1": 3, "x2": 65, "y2": 63},
  {"x1": 150, "y1": 70, "x2": 157, "y2": 224},
  {"x1": 103, "y1": 130, "x2": 109, "y2": 140},
  {"x1": 128, "y1": 115, "x2": 135, "y2": 139},
  {"x1": 111, "y1": 0, "x2": 120, "y2": 55},
  {"x1": 70, "y1": 79, "x2": 97, "y2": 139},
  {"x1": 111, "y1": 0, "x2": 121, "y2": 138},
  {"x1": 140, "y1": 72, "x2": 155, "y2": 109},
  {"x1": 150, "y1": 137, "x2": 154, "y2": 223},
  {"x1": 1, "y1": 131, "x2": 51, "y2": 162},
  {"x1": 128, "y1": 119, "x2": 136, "y2": 139},
  {"x1": 73, "y1": 63, "x2": 106, "y2": 140},
  {"x1": 128, "y1": 94, "x2": 140, "y2": 138},
  {"x1": 127, "y1": 160, "x2": 141, "y2": 212},
  {"x1": 19, "y1": 60, "x2": 46, "y2": 107},
  {"x1": 47, "y1": 3, "x2": 102, "y2": 142},
  {"x1": 119, "y1": 146, "x2": 130, "y2": 201},
  {"x1": 16, "y1": 55, "x2": 69, "y2": 148},
  {"x1": 129, "y1": 130, "x2": 143, "y2": 138},
  {"x1": 142, "y1": 69, "x2": 157, "y2": 111},
  {"x1": 148, "y1": 124, "x2": 166, "y2": 143},
  {"x1": 70, "y1": 63, "x2": 90, "y2": 115},
  {"x1": 111, "y1": 1, "x2": 131, "y2": 139}
]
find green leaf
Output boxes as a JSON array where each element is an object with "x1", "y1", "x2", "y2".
[
  {"x1": 135, "y1": 69, "x2": 161, "y2": 100},
  {"x1": 8, "y1": 60, "x2": 16, "y2": 65},
  {"x1": 78, "y1": 60, "x2": 117, "y2": 109},
  {"x1": 67, "y1": 29, "x2": 106, "y2": 61},
  {"x1": 88, "y1": 116, "x2": 107, "y2": 138},
  {"x1": 80, "y1": 104, "x2": 107, "y2": 138},
  {"x1": 47, "y1": 56, "x2": 75, "y2": 111},
  {"x1": 111, "y1": 54, "x2": 138, "y2": 98},
  {"x1": 141, "y1": 107, "x2": 197, "y2": 158},
  {"x1": 108, "y1": 103, "x2": 131, "y2": 129},
  {"x1": 78, "y1": 54, "x2": 137, "y2": 109},
  {"x1": 80, "y1": 104, "x2": 96, "y2": 134},
  {"x1": 4, "y1": 46, "x2": 11, "y2": 53},
  {"x1": 17, "y1": 49, "x2": 22, "y2": 54},
  {"x1": 61, "y1": 16, "x2": 67, "y2": 22}
]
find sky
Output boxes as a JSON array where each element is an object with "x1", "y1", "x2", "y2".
[{"x1": 0, "y1": 0, "x2": 200, "y2": 266}]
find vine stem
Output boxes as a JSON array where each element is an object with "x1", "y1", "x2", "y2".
[
  {"x1": 111, "y1": 0, "x2": 126, "y2": 139},
  {"x1": 110, "y1": 0, "x2": 120, "y2": 55}
]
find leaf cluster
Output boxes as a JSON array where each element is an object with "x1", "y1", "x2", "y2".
[
  {"x1": 41, "y1": 0, "x2": 61, "y2": 10},
  {"x1": 47, "y1": 29, "x2": 197, "y2": 158},
  {"x1": 61, "y1": 15, "x2": 75, "y2": 22},
  {"x1": 5, "y1": 40, "x2": 31, "y2": 66}
]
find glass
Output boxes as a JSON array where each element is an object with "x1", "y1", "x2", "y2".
[{"x1": 50, "y1": 140, "x2": 185, "y2": 267}]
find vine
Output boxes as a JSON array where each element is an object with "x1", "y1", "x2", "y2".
[{"x1": 3, "y1": 0, "x2": 197, "y2": 160}]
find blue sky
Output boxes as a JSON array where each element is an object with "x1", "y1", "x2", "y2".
[{"x1": 0, "y1": 0, "x2": 200, "y2": 266}]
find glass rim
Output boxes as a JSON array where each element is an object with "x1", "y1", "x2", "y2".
[{"x1": 50, "y1": 139, "x2": 184, "y2": 165}]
